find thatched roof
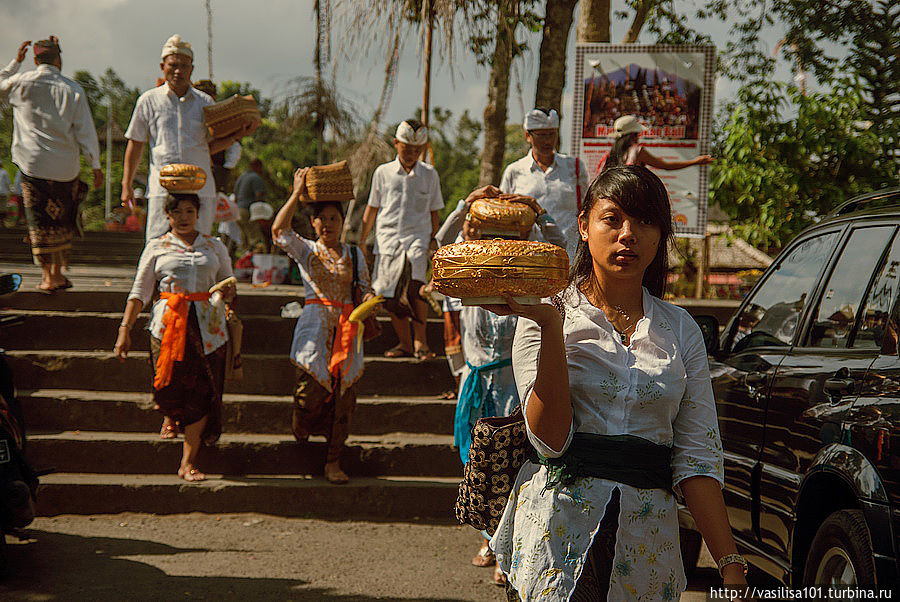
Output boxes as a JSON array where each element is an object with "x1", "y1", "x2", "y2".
[{"x1": 670, "y1": 224, "x2": 772, "y2": 271}]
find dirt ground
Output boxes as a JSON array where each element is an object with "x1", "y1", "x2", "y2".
[{"x1": 0, "y1": 514, "x2": 721, "y2": 601}]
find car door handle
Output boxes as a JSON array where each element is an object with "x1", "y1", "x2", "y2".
[
  {"x1": 746, "y1": 372, "x2": 767, "y2": 386},
  {"x1": 824, "y1": 378, "x2": 855, "y2": 396}
]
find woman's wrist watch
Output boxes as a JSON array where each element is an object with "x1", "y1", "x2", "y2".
[{"x1": 716, "y1": 553, "x2": 748, "y2": 577}]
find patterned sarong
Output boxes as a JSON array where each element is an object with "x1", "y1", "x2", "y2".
[{"x1": 21, "y1": 174, "x2": 87, "y2": 266}]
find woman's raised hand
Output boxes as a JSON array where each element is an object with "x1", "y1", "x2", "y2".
[
  {"x1": 478, "y1": 294, "x2": 562, "y2": 328},
  {"x1": 291, "y1": 167, "x2": 309, "y2": 198},
  {"x1": 464, "y1": 185, "x2": 501, "y2": 207}
]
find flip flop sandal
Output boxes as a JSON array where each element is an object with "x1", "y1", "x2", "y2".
[
  {"x1": 58, "y1": 278, "x2": 73, "y2": 290},
  {"x1": 384, "y1": 344, "x2": 413, "y2": 358},
  {"x1": 472, "y1": 544, "x2": 496, "y2": 567},
  {"x1": 35, "y1": 284, "x2": 56, "y2": 294},
  {"x1": 414, "y1": 348, "x2": 436, "y2": 361},
  {"x1": 160, "y1": 422, "x2": 178, "y2": 439}
]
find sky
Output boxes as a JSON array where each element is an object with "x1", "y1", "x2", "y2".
[{"x1": 0, "y1": 0, "x2": 827, "y2": 153}]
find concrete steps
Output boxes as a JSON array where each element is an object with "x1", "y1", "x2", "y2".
[
  {"x1": 0, "y1": 228, "x2": 144, "y2": 266},
  {"x1": 34, "y1": 473, "x2": 460, "y2": 521},
  {"x1": 3, "y1": 282, "x2": 465, "y2": 519},
  {"x1": 7, "y1": 351, "x2": 456, "y2": 396},
  {"x1": 27, "y1": 431, "x2": 461, "y2": 478},
  {"x1": 20, "y1": 389, "x2": 455, "y2": 435},
  {"x1": 3, "y1": 309, "x2": 446, "y2": 355}
]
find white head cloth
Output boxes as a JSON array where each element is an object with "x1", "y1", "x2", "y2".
[
  {"x1": 523, "y1": 108, "x2": 559, "y2": 131},
  {"x1": 161, "y1": 35, "x2": 193, "y2": 60},
  {"x1": 395, "y1": 121, "x2": 428, "y2": 145}
]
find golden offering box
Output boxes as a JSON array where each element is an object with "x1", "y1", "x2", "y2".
[
  {"x1": 432, "y1": 240, "x2": 568, "y2": 304},
  {"x1": 468, "y1": 195, "x2": 536, "y2": 238},
  {"x1": 159, "y1": 164, "x2": 207, "y2": 192}
]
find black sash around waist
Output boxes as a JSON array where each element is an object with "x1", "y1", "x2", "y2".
[{"x1": 532, "y1": 432, "x2": 673, "y2": 492}]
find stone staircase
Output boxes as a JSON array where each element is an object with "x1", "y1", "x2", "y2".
[
  {"x1": 1, "y1": 287, "x2": 463, "y2": 522},
  {"x1": 0, "y1": 227, "x2": 144, "y2": 266}
]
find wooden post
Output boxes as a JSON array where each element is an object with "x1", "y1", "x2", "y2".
[{"x1": 695, "y1": 234, "x2": 709, "y2": 299}]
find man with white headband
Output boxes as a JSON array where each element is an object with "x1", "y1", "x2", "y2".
[
  {"x1": 358, "y1": 119, "x2": 444, "y2": 359},
  {"x1": 121, "y1": 34, "x2": 256, "y2": 240},
  {"x1": 500, "y1": 107, "x2": 588, "y2": 259}
]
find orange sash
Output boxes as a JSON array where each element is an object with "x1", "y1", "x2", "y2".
[
  {"x1": 153, "y1": 291, "x2": 212, "y2": 390},
  {"x1": 306, "y1": 298, "x2": 359, "y2": 378}
]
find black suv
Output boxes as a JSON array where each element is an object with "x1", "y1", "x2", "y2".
[{"x1": 680, "y1": 188, "x2": 900, "y2": 587}]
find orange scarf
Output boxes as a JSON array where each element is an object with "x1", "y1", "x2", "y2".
[
  {"x1": 153, "y1": 291, "x2": 212, "y2": 390},
  {"x1": 306, "y1": 298, "x2": 359, "y2": 378}
]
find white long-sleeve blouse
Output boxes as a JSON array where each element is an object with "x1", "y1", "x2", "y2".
[
  {"x1": 491, "y1": 286, "x2": 724, "y2": 601},
  {"x1": 128, "y1": 232, "x2": 233, "y2": 354}
]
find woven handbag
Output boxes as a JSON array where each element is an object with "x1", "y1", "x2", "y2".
[
  {"x1": 306, "y1": 161, "x2": 355, "y2": 203},
  {"x1": 454, "y1": 404, "x2": 530, "y2": 536}
]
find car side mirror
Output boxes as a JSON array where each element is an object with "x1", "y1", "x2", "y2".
[{"x1": 692, "y1": 314, "x2": 720, "y2": 354}]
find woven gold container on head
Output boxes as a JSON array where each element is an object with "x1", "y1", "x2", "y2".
[
  {"x1": 159, "y1": 164, "x2": 207, "y2": 192},
  {"x1": 203, "y1": 94, "x2": 261, "y2": 140},
  {"x1": 305, "y1": 160, "x2": 355, "y2": 203},
  {"x1": 432, "y1": 240, "x2": 569, "y2": 303},
  {"x1": 469, "y1": 196, "x2": 536, "y2": 237}
]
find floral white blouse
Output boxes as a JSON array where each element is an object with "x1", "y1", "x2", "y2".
[
  {"x1": 491, "y1": 286, "x2": 724, "y2": 601},
  {"x1": 128, "y1": 232, "x2": 233, "y2": 355},
  {"x1": 274, "y1": 231, "x2": 372, "y2": 395}
]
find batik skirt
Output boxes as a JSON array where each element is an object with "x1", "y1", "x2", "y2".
[
  {"x1": 21, "y1": 174, "x2": 87, "y2": 266},
  {"x1": 149, "y1": 306, "x2": 225, "y2": 446}
]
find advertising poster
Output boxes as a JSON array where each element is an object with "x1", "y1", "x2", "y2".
[{"x1": 571, "y1": 44, "x2": 716, "y2": 237}]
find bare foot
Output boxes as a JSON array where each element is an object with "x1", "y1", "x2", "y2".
[
  {"x1": 324, "y1": 461, "x2": 349, "y2": 484},
  {"x1": 492, "y1": 565, "x2": 506, "y2": 586},
  {"x1": 178, "y1": 465, "x2": 206, "y2": 482}
]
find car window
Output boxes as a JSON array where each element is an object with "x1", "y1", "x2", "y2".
[
  {"x1": 730, "y1": 231, "x2": 840, "y2": 353},
  {"x1": 856, "y1": 230, "x2": 900, "y2": 352},
  {"x1": 806, "y1": 227, "x2": 895, "y2": 349}
]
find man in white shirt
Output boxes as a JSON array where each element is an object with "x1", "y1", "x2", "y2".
[
  {"x1": 358, "y1": 120, "x2": 444, "y2": 359},
  {"x1": 500, "y1": 108, "x2": 588, "y2": 260},
  {"x1": 121, "y1": 35, "x2": 254, "y2": 241},
  {"x1": 0, "y1": 37, "x2": 103, "y2": 291}
]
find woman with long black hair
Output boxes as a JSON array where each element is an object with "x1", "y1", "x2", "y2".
[{"x1": 482, "y1": 165, "x2": 746, "y2": 600}]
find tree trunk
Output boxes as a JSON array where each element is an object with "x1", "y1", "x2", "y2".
[
  {"x1": 534, "y1": 0, "x2": 577, "y2": 115},
  {"x1": 314, "y1": 0, "x2": 325, "y2": 165},
  {"x1": 479, "y1": 2, "x2": 515, "y2": 186},
  {"x1": 576, "y1": 0, "x2": 611, "y2": 43},
  {"x1": 622, "y1": 0, "x2": 656, "y2": 43}
]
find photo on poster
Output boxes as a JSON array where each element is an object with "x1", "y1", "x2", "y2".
[{"x1": 571, "y1": 45, "x2": 716, "y2": 237}]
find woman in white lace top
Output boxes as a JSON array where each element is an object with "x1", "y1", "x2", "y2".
[{"x1": 482, "y1": 166, "x2": 747, "y2": 600}]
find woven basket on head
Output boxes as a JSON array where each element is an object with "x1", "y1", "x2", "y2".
[
  {"x1": 203, "y1": 94, "x2": 261, "y2": 140},
  {"x1": 305, "y1": 160, "x2": 355, "y2": 203}
]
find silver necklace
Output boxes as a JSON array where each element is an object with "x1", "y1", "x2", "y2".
[{"x1": 606, "y1": 304, "x2": 637, "y2": 342}]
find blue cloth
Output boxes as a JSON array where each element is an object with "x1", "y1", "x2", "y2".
[{"x1": 454, "y1": 357, "x2": 512, "y2": 463}]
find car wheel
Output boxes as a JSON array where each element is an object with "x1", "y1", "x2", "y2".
[
  {"x1": 802, "y1": 509, "x2": 876, "y2": 585},
  {"x1": 679, "y1": 528, "x2": 702, "y2": 576}
]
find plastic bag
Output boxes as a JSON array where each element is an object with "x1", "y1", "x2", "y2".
[
  {"x1": 215, "y1": 192, "x2": 240, "y2": 223},
  {"x1": 251, "y1": 254, "x2": 289, "y2": 285}
]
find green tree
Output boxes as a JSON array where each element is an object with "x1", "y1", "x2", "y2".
[{"x1": 710, "y1": 79, "x2": 891, "y2": 251}]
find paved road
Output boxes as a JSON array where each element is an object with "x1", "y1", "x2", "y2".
[{"x1": 1, "y1": 514, "x2": 722, "y2": 600}]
